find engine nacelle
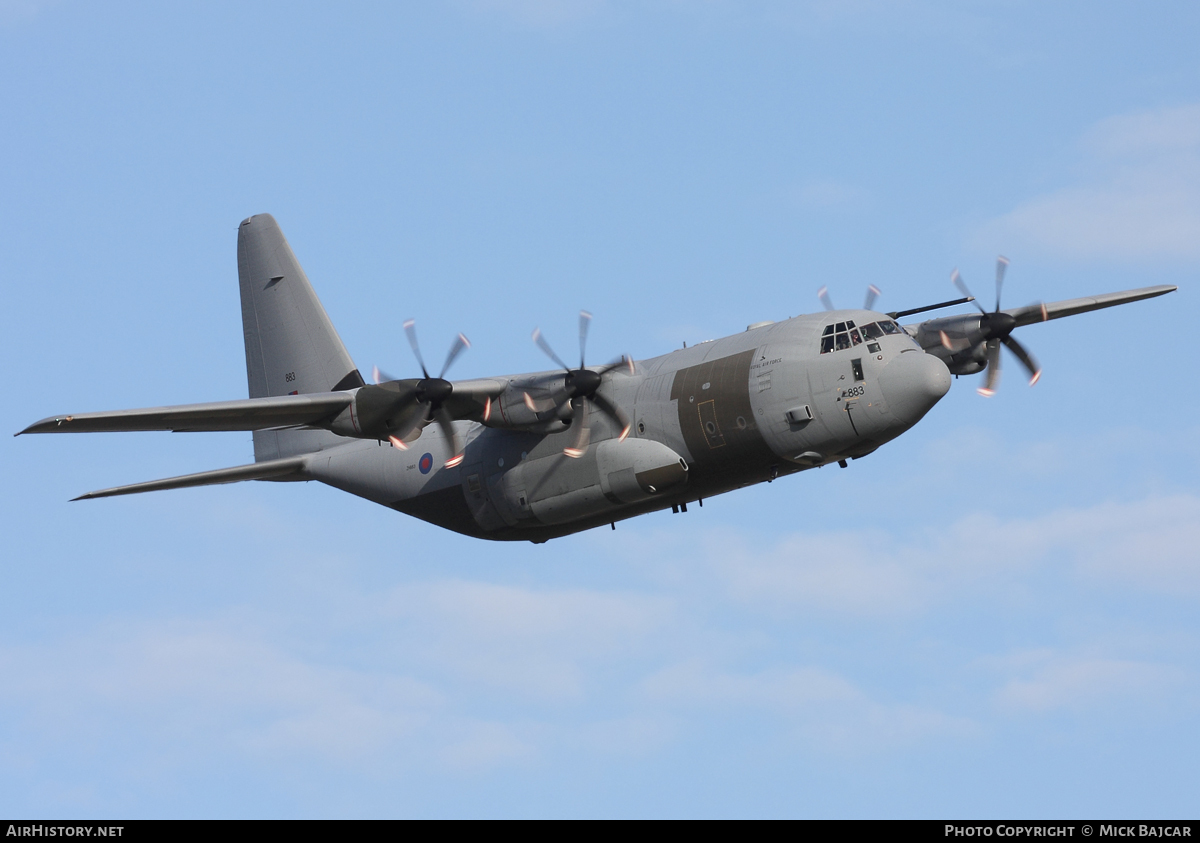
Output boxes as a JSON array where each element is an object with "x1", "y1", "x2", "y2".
[
  {"x1": 492, "y1": 438, "x2": 689, "y2": 526},
  {"x1": 909, "y1": 313, "x2": 990, "y2": 375},
  {"x1": 944, "y1": 342, "x2": 988, "y2": 376},
  {"x1": 911, "y1": 313, "x2": 983, "y2": 351},
  {"x1": 484, "y1": 380, "x2": 572, "y2": 431},
  {"x1": 327, "y1": 382, "x2": 425, "y2": 440}
]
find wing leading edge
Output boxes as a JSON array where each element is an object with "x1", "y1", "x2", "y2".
[
  {"x1": 16, "y1": 392, "x2": 353, "y2": 436},
  {"x1": 1005, "y1": 284, "x2": 1177, "y2": 327}
]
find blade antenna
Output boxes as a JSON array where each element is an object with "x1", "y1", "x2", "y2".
[{"x1": 403, "y1": 319, "x2": 430, "y2": 379}]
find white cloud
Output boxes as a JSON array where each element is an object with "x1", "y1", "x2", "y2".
[
  {"x1": 977, "y1": 104, "x2": 1200, "y2": 262},
  {"x1": 641, "y1": 659, "x2": 976, "y2": 751},
  {"x1": 374, "y1": 580, "x2": 677, "y2": 701},
  {"x1": 0, "y1": 583, "x2": 680, "y2": 775},
  {"x1": 683, "y1": 494, "x2": 1200, "y2": 621},
  {"x1": 1084, "y1": 106, "x2": 1200, "y2": 159},
  {"x1": 0, "y1": 617, "x2": 443, "y2": 766},
  {"x1": 439, "y1": 721, "x2": 537, "y2": 772},
  {"x1": 2, "y1": 492, "x2": 1198, "y2": 800},
  {"x1": 992, "y1": 651, "x2": 1187, "y2": 713},
  {"x1": 702, "y1": 528, "x2": 929, "y2": 618}
]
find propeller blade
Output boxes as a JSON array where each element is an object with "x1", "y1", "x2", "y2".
[
  {"x1": 995, "y1": 256, "x2": 1009, "y2": 312},
  {"x1": 952, "y1": 269, "x2": 987, "y2": 315},
  {"x1": 403, "y1": 319, "x2": 430, "y2": 380},
  {"x1": 590, "y1": 391, "x2": 632, "y2": 442},
  {"x1": 1001, "y1": 335, "x2": 1041, "y2": 386},
  {"x1": 864, "y1": 285, "x2": 881, "y2": 311},
  {"x1": 596, "y1": 355, "x2": 634, "y2": 377},
  {"x1": 978, "y1": 338, "x2": 1002, "y2": 396},
  {"x1": 523, "y1": 388, "x2": 571, "y2": 416},
  {"x1": 523, "y1": 391, "x2": 552, "y2": 414},
  {"x1": 532, "y1": 328, "x2": 571, "y2": 372},
  {"x1": 438, "y1": 332, "x2": 471, "y2": 379},
  {"x1": 578, "y1": 310, "x2": 592, "y2": 369},
  {"x1": 380, "y1": 397, "x2": 427, "y2": 444},
  {"x1": 563, "y1": 397, "x2": 590, "y2": 458},
  {"x1": 817, "y1": 286, "x2": 835, "y2": 311},
  {"x1": 371, "y1": 365, "x2": 397, "y2": 385},
  {"x1": 939, "y1": 331, "x2": 969, "y2": 353},
  {"x1": 434, "y1": 406, "x2": 464, "y2": 467}
]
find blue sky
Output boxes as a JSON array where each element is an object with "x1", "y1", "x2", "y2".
[{"x1": 2, "y1": 0, "x2": 1198, "y2": 818}]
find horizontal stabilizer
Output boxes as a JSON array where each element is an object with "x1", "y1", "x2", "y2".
[
  {"x1": 72, "y1": 456, "x2": 307, "y2": 501},
  {"x1": 18, "y1": 392, "x2": 352, "y2": 436},
  {"x1": 1007, "y1": 285, "x2": 1177, "y2": 328}
]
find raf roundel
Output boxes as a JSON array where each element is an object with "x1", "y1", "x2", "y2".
[{"x1": 418, "y1": 453, "x2": 434, "y2": 475}]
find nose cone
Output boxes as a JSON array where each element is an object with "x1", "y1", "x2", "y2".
[{"x1": 878, "y1": 351, "x2": 951, "y2": 425}]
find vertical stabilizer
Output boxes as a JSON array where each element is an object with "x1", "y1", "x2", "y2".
[{"x1": 237, "y1": 213, "x2": 364, "y2": 460}]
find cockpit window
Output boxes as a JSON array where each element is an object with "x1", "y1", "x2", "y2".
[{"x1": 820, "y1": 319, "x2": 906, "y2": 353}]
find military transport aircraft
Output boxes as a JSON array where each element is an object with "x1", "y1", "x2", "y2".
[{"x1": 17, "y1": 214, "x2": 1177, "y2": 543}]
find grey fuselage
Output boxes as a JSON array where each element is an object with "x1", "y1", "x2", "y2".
[
  {"x1": 20, "y1": 214, "x2": 1173, "y2": 541},
  {"x1": 306, "y1": 312, "x2": 951, "y2": 542}
]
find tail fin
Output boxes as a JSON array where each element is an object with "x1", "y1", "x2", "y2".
[{"x1": 237, "y1": 213, "x2": 364, "y2": 460}]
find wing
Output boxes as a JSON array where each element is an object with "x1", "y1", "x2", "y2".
[
  {"x1": 17, "y1": 392, "x2": 352, "y2": 435},
  {"x1": 1006, "y1": 284, "x2": 1177, "y2": 328},
  {"x1": 71, "y1": 456, "x2": 307, "y2": 500}
]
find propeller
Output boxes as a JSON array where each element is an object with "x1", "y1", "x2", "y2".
[
  {"x1": 818, "y1": 286, "x2": 835, "y2": 311},
  {"x1": 950, "y1": 257, "x2": 1041, "y2": 396},
  {"x1": 817, "y1": 285, "x2": 883, "y2": 311},
  {"x1": 864, "y1": 284, "x2": 881, "y2": 311},
  {"x1": 528, "y1": 310, "x2": 634, "y2": 458},
  {"x1": 372, "y1": 319, "x2": 471, "y2": 466}
]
